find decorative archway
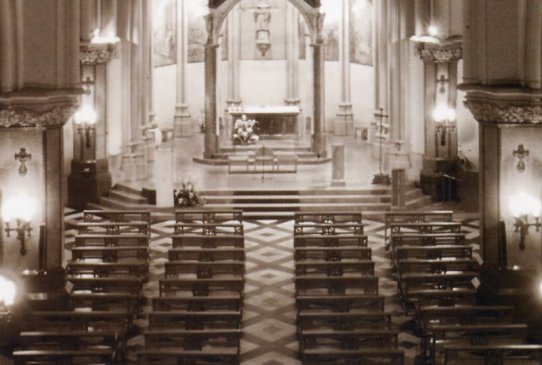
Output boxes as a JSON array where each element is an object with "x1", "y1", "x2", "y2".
[{"x1": 202, "y1": 0, "x2": 327, "y2": 158}]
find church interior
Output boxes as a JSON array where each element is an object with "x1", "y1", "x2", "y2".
[{"x1": 1, "y1": 0, "x2": 542, "y2": 364}]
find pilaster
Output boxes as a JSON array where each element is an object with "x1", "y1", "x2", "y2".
[
  {"x1": 334, "y1": 0, "x2": 353, "y2": 136},
  {"x1": 174, "y1": 0, "x2": 193, "y2": 137}
]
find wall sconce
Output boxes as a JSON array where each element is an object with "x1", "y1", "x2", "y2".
[
  {"x1": 433, "y1": 104, "x2": 456, "y2": 146},
  {"x1": 74, "y1": 106, "x2": 97, "y2": 153},
  {"x1": 14, "y1": 148, "x2": 31, "y2": 176},
  {"x1": 81, "y1": 76, "x2": 95, "y2": 95},
  {"x1": 2, "y1": 194, "x2": 35, "y2": 256},
  {"x1": 513, "y1": 144, "x2": 529, "y2": 172},
  {"x1": 509, "y1": 193, "x2": 541, "y2": 251}
]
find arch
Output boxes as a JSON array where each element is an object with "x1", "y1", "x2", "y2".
[{"x1": 210, "y1": 0, "x2": 322, "y2": 45}]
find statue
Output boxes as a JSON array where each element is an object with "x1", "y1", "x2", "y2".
[{"x1": 254, "y1": 1, "x2": 272, "y2": 56}]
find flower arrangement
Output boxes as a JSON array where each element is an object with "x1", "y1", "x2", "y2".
[
  {"x1": 174, "y1": 181, "x2": 205, "y2": 207},
  {"x1": 233, "y1": 115, "x2": 260, "y2": 145}
]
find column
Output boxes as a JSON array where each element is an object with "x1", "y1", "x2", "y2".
[
  {"x1": 0, "y1": 0, "x2": 80, "y2": 280},
  {"x1": 141, "y1": 0, "x2": 156, "y2": 162},
  {"x1": 334, "y1": 0, "x2": 354, "y2": 136},
  {"x1": 174, "y1": 0, "x2": 193, "y2": 137},
  {"x1": 224, "y1": 9, "x2": 242, "y2": 140},
  {"x1": 311, "y1": 13, "x2": 327, "y2": 158},
  {"x1": 285, "y1": 2, "x2": 301, "y2": 134},
  {"x1": 203, "y1": 14, "x2": 219, "y2": 159},
  {"x1": 462, "y1": 0, "x2": 542, "y2": 300},
  {"x1": 372, "y1": 0, "x2": 390, "y2": 159}
]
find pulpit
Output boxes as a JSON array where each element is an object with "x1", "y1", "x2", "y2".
[{"x1": 229, "y1": 105, "x2": 300, "y2": 137}]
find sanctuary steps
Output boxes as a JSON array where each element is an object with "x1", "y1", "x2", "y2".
[{"x1": 91, "y1": 183, "x2": 432, "y2": 220}]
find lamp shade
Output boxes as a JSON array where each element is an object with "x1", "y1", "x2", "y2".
[
  {"x1": 74, "y1": 106, "x2": 97, "y2": 125},
  {"x1": 2, "y1": 194, "x2": 35, "y2": 222},
  {"x1": 0, "y1": 276, "x2": 16, "y2": 306},
  {"x1": 509, "y1": 192, "x2": 541, "y2": 218}
]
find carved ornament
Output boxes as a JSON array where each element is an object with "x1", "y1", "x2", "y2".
[
  {"x1": 414, "y1": 40, "x2": 463, "y2": 63},
  {"x1": 464, "y1": 100, "x2": 542, "y2": 124},
  {"x1": 80, "y1": 42, "x2": 116, "y2": 65},
  {"x1": 0, "y1": 105, "x2": 76, "y2": 128}
]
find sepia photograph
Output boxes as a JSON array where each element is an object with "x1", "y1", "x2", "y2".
[{"x1": 0, "y1": 1, "x2": 541, "y2": 365}]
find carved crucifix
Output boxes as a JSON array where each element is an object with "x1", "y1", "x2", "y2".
[{"x1": 14, "y1": 148, "x2": 31, "y2": 176}]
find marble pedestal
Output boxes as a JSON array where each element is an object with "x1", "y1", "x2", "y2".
[
  {"x1": 154, "y1": 147, "x2": 174, "y2": 207},
  {"x1": 331, "y1": 144, "x2": 346, "y2": 187}
]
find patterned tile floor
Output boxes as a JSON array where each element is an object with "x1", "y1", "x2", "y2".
[{"x1": 63, "y1": 208, "x2": 480, "y2": 365}]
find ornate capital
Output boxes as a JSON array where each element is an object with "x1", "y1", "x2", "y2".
[
  {"x1": 0, "y1": 105, "x2": 76, "y2": 128},
  {"x1": 414, "y1": 37, "x2": 463, "y2": 63},
  {"x1": 462, "y1": 86, "x2": 542, "y2": 124},
  {"x1": 80, "y1": 42, "x2": 117, "y2": 65}
]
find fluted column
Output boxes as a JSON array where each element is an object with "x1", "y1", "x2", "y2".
[
  {"x1": 312, "y1": 39, "x2": 327, "y2": 158},
  {"x1": 226, "y1": 8, "x2": 241, "y2": 106},
  {"x1": 174, "y1": 0, "x2": 193, "y2": 137},
  {"x1": 334, "y1": 0, "x2": 353, "y2": 136}
]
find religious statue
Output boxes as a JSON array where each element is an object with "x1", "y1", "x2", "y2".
[
  {"x1": 254, "y1": 1, "x2": 272, "y2": 56},
  {"x1": 233, "y1": 114, "x2": 260, "y2": 145}
]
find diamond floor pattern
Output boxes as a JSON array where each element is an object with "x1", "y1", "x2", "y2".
[{"x1": 63, "y1": 209, "x2": 479, "y2": 365}]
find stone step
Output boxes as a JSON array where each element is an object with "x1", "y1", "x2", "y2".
[
  {"x1": 202, "y1": 202, "x2": 390, "y2": 212},
  {"x1": 97, "y1": 196, "x2": 154, "y2": 210},
  {"x1": 201, "y1": 188, "x2": 390, "y2": 196},
  {"x1": 113, "y1": 183, "x2": 145, "y2": 196},
  {"x1": 202, "y1": 194, "x2": 391, "y2": 204},
  {"x1": 108, "y1": 189, "x2": 148, "y2": 205}
]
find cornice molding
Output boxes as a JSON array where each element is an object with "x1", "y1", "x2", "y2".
[
  {"x1": 0, "y1": 105, "x2": 76, "y2": 128},
  {"x1": 413, "y1": 37, "x2": 463, "y2": 63},
  {"x1": 461, "y1": 86, "x2": 542, "y2": 124},
  {"x1": 80, "y1": 42, "x2": 117, "y2": 65}
]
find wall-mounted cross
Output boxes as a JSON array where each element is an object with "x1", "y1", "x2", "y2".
[
  {"x1": 437, "y1": 74, "x2": 448, "y2": 93},
  {"x1": 15, "y1": 148, "x2": 31, "y2": 176}
]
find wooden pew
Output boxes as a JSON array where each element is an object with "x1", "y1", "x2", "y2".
[
  {"x1": 13, "y1": 348, "x2": 115, "y2": 365},
  {"x1": 74, "y1": 233, "x2": 149, "y2": 247},
  {"x1": 173, "y1": 222, "x2": 244, "y2": 235},
  {"x1": 395, "y1": 245, "x2": 473, "y2": 261},
  {"x1": 294, "y1": 212, "x2": 363, "y2": 224},
  {"x1": 175, "y1": 209, "x2": 243, "y2": 224},
  {"x1": 302, "y1": 348, "x2": 404, "y2": 365},
  {"x1": 69, "y1": 292, "x2": 141, "y2": 313},
  {"x1": 294, "y1": 247, "x2": 372, "y2": 261},
  {"x1": 385, "y1": 210, "x2": 454, "y2": 249},
  {"x1": 300, "y1": 328, "x2": 399, "y2": 352},
  {"x1": 171, "y1": 234, "x2": 244, "y2": 248},
  {"x1": 295, "y1": 276, "x2": 379, "y2": 296},
  {"x1": 29, "y1": 310, "x2": 130, "y2": 332},
  {"x1": 137, "y1": 348, "x2": 239, "y2": 365},
  {"x1": 168, "y1": 247, "x2": 246, "y2": 262},
  {"x1": 390, "y1": 232, "x2": 466, "y2": 252},
  {"x1": 389, "y1": 221, "x2": 461, "y2": 235},
  {"x1": 76, "y1": 221, "x2": 150, "y2": 236},
  {"x1": 68, "y1": 276, "x2": 143, "y2": 294},
  {"x1": 148, "y1": 310, "x2": 242, "y2": 330},
  {"x1": 19, "y1": 330, "x2": 117, "y2": 350},
  {"x1": 297, "y1": 312, "x2": 392, "y2": 332},
  {"x1": 295, "y1": 295, "x2": 385, "y2": 313},
  {"x1": 66, "y1": 261, "x2": 149, "y2": 280},
  {"x1": 416, "y1": 304, "x2": 516, "y2": 329},
  {"x1": 152, "y1": 296, "x2": 242, "y2": 312},
  {"x1": 294, "y1": 223, "x2": 365, "y2": 236},
  {"x1": 295, "y1": 260, "x2": 375, "y2": 277},
  {"x1": 410, "y1": 288, "x2": 478, "y2": 308},
  {"x1": 424, "y1": 323, "x2": 529, "y2": 364},
  {"x1": 83, "y1": 209, "x2": 151, "y2": 224},
  {"x1": 71, "y1": 245, "x2": 149, "y2": 262},
  {"x1": 164, "y1": 261, "x2": 245, "y2": 279},
  {"x1": 443, "y1": 344, "x2": 542, "y2": 365},
  {"x1": 159, "y1": 278, "x2": 244, "y2": 298},
  {"x1": 397, "y1": 258, "x2": 479, "y2": 276},
  {"x1": 293, "y1": 235, "x2": 368, "y2": 248},
  {"x1": 144, "y1": 328, "x2": 241, "y2": 350}
]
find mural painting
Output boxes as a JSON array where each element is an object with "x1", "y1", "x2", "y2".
[
  {"x1": 350, "y1": 0, "x2": 373, "y2": 66},
  {"x1": 153, "y1": 0, "x2": 176, "y2": 67}
]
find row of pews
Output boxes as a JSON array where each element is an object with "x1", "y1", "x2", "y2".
[
  {"x1": 386, "y1": 210, "x2": 542, "y2": 365},
  {"x1": 137, "y1": 209, "x2": 245, "y2": 365},
  {"x1": 14, "y1": 210, "x2": 152, "y2": 365},
  {"x1": 294, "y1": 212, "x2": 405, "y2": 365}
]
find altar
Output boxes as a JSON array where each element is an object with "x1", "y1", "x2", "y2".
[{"x1": 229, "y1": 105, "x2": 300, "y2": 137}]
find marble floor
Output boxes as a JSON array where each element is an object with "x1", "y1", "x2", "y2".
[
  {"x1": 122, "y1": 133, "x2": 389, "y2": 191},
  {"x1": 62, "y1": 204, "x2": 480, "y2": 365}
]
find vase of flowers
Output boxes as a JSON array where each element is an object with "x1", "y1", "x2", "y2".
[
  {"x1": 233, "y1": 115, "x2": 260, "y2": 145},
  {"x1": 174, "y1": 181, "x2": 205, "y2": 207}
]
